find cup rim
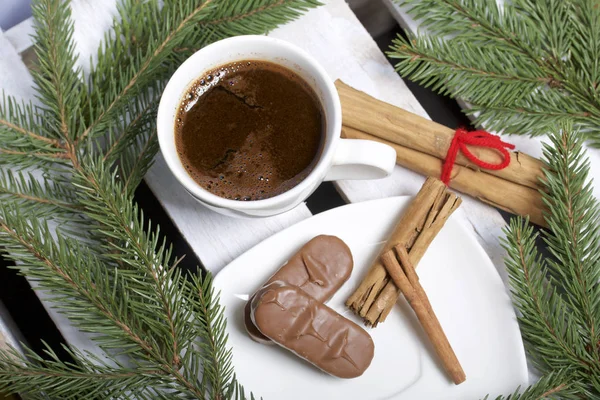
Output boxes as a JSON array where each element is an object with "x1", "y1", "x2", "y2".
[{"x1": 157, "y1": 35, "x2": 341, "y2": 211}]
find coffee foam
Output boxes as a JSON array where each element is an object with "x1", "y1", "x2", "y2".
[{"x1": 175, "y1": 60, "x2": 323, "y2": 201}]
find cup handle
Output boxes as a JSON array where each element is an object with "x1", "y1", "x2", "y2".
[{"x1": 324, "y1": 139, "x2": 396, "y2": 182}]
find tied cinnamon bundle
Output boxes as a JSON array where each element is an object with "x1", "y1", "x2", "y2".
[
  {"x1": 336, "y1": 80, "x2": 547, "y2": 227},
  {"x1": 347, "y1": 177, "x2": 461, "y2": 326}
]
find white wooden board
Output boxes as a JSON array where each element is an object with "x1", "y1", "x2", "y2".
[
  {"x1": 0, "y1": 0, "x2": 510, "y2": 373},
  {"x1": 268, "y1": 0, "x2": 510, "y2": 284}
]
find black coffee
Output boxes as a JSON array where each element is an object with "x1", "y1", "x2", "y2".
[{"x1": 175, "y1": 60, "x2": 324, "y2": 201}]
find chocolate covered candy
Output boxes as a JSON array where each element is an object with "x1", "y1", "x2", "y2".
[
  {"x1": 245, "y1": 235, "x2": 353, "y2": 344},
  {"x1": 251, "y1": 282, "x2": 374, "y2": 379}
]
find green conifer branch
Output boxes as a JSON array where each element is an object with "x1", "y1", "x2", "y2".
[
  {"x1": 101, "y1": 90, "x2": 160, "y2": 165},
  {"x1": 203, "y1": 0, "x2": 323, "y2": 37},
  {"x1": 0, "y1": 345, "x2": 170, "y2": 400},
  {"x1": 0, "y1": 0, "x2": 320, "y2": 397},
  {"x1": 482, "y1": 371, "x2": 578, "y2": 400},
  {"x1": 540, "y1": 130, "x2": 600, "y2": 356},
  {"x1": 120, "y1": 130, "x2": 159, "y2": 195},
  {"x1": 0, "y1": 95, "x2": 68, "y2": 168},
  {"x1": 80, "y1": 0, "x2": 216, "y2": 143},
  {"x1": 73, "y1": 161, "x2": 195, "y2": 364},
  {"x1": 496, "y1": 126, "x2": 600, "y2": 397},
  {"x1": 0, "y1": 95, "x2": 61, "y2": 147},
  {"x1": 0, "y1": 208, "x2": 157, "y2": 357},
  {"x1": 0, "y1": 170, "x2": 80, "y2": 217},
  {"x1": 390, "y1": 0, "x2": 600, "y2": 145},
  {"x1": 31, "y1": 0, "x2": 85, "y2": 143}
]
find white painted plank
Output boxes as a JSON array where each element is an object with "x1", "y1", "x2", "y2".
[
  {"x1": 269, "y1": 0, "x2": 510, "y2": 286},
  {"x1": 0, "y1": 29, "x2": 36, "y2": 101},
  {"x1": 145, "y1": 156, "x2": 312, "y2": 271},
  {"x1": 3, "y1": 18, "x2": 34, "y2": 54}
]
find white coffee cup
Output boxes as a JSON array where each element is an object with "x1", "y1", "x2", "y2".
[{"x1": 157, "y1": 35, "x2": 396, "y2": 218}]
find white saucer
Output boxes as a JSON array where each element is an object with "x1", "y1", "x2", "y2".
[{"x1": 214, "y1": 196, "x2": 528, "y2": 399}]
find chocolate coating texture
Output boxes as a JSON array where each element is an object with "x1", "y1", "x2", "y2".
[
  {"x1": 251, "y1": 283, "x2": 374, "y2": 379},
  {"x1": 244, "y1": 235, "x2": 353, "y2": 343}
]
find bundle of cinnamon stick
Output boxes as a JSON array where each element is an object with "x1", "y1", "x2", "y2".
[
  {"x1": 336, "y1": 80, "x2": 547, "y2": 227},
  {"x1": 347, "y1": 177, "x2": 461, "y2": 326},
  {"x1": 347, "y1": 177, "x2": 466, "y2": 383}
]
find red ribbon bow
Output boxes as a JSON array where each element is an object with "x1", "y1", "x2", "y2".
[{"x1": 440, "y1": 127, "x2": 516, "y2": 185}]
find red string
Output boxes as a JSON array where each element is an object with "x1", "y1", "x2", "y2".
[{"x1": 440, "y1": 127, "x2": 516, "y2": 185}]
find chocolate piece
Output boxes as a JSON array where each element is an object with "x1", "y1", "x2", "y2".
[
  {"x1": 244, "y1": 235, "x2": 353, "y2": 344},
  {"x1": 251, "y1": 282, "x2": 374, "y2": 379}
]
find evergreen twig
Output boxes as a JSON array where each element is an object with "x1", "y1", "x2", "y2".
[
  {"x1": 499, "y1": 126, "x2": 600, "y2": 398},
  {"x1": 390, "y1": 0, "x2": 600, "y2": 146},
  {"x1": 0, "y1": 0, "x2": 320, "y2": 398}
]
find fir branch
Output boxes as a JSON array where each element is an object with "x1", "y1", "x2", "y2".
[
  {"x1": 169, "y1": 0, "x2": 324, "y2": 64},
  {"x1": 0, "y1": 95, "x2": 68, "y2": 167},
  {"x1": 80, "y1": 0, "x2": 216, "y2": 143},
  {"x1": 96, "y1": 86, "x2": 161, "y2": 191},
  {"x1": 73, "y1": 161, "x2": 196, "y2": 366},
  {"x1": 31, "y1": 0, "x2": 85, "y2": 143},
  {"x1": 501, "y1": 126, "x2": 600, "y2": 397},
  {"x1": 120, "y1": 130, "x2": 158, "y2": 195},
  {"x1": 503, "y1": 218, "x2": 590, "y2": 371},
  {"x1": 101, "y1": 90, "x2": 160, "y2": 164},
  {"x1": 0, "y1": 0, "x2": 320, "y2": 397},
  {"x1": 187, "y1": 272, "x2": 237, "y2": 399},
  {"x1": 541, "y1": 128, "x2": 600, "y2": 356},
  {"x1": 0, "y1": 117, "x2": 49, "y2": 144},
  {"x1": 0, "y1": 170, "x2": 80, "y2": 217},
  {"x1": 0, "y1": 149, "x2": 70, "y2": 163},
  {"x1": 204, "y1": 0, "x2": 323, "y2": 37},
  {"x1": 464, "y1": 99, "x2": 598, "y2": 138},
  {"x1": 84, "y1": 0, "x2": 161, "y2": 121},
  {"x1": 391, "y1": 0, "x2": 600, "y2": 144},
  {"x1": 389, "y1": 36, "x2": 548, "y2": 106},
  {"x1": 396, "y1": 0, "x2": 546, "y2": 56},
  {"x1": 568, "y1": 0, "x2": 600, "y2": 86},
  {"x1": 0, "y1": 95, "x2": 60, "y2": 147},
  {"x1": 0, "y1": 208, "x2": 161, "y2": 358},
  {"x1": 483, "y1": 371, "x2": 578, "y2": 399},
  {"x1": 0, "y1": 345, "x2": 170, "y2": 400}
]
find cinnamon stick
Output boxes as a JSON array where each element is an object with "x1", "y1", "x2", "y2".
[
  {"x1": 346, "y1": 177, "x2": 461, "y2": 325},
  {"x1": 381, "y1": 249, "x2": 466, "y2": 385},
  {"x1": 335, "y1": 80, "x2": 544, "y2": 191},
  {"x1": 342, "y1": 126, "x2": 546, "y2": 227}
]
